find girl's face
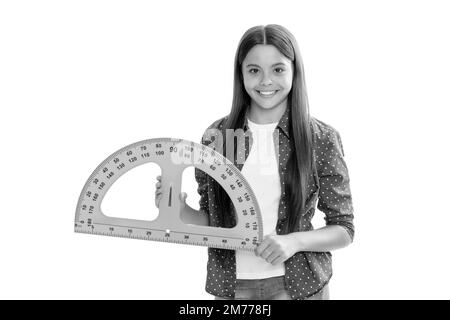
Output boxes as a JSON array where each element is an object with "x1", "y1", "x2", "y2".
[{"x1": 242, "y1": 44, "x2": 293, "y2": 112}]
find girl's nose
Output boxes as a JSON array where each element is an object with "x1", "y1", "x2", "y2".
[{"x1": 260, "y1": 72, "x2": 273, "y2": 86}]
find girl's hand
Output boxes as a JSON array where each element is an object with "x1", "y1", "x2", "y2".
[
  {"x1": 155, "y1": 175, "x2": 188, "y2": 209},
  {"x1": 154, "y1": 175, "x2": 162, "y2": 208},
  {"x1": 255, "y1": 234, "x2": 298, "y2": 265}
]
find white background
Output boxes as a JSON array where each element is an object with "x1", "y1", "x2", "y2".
[{"x1": 1, "y1": 0, "x2": 449, "y2": 299}]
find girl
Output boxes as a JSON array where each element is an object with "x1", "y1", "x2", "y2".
[{"x1": 155, "y1": 24, "x2": 354, "y2": 300}]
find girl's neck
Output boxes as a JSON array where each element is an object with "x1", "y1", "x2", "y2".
[{"x1": 247, "y1": 101, "x2": 287, "y2": 124}]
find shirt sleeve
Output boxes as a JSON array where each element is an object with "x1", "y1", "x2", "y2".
[{"x1": 317, "y1": 129, "x2": 355, "y2": 242}]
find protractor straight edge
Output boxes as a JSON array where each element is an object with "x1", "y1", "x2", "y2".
[{"x1": 75, "y1": 137, "x2": 263, "y2": 252}]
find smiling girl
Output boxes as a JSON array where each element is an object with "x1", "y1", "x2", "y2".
[{"x1": 155, "y1": 24, "x2": 354, "y2": 300}]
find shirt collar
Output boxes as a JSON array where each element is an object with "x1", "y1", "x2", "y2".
[{"x1": 243, "y1": 104, "x2": 291, "y2": 138}]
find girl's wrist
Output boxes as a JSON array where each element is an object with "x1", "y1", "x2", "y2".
[{"x1": 286, "y1": 231, "x2": 306, "y2": 254}]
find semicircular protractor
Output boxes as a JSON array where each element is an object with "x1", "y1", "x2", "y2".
[{"x1": 74, "y1": 138, "x2": 263, "y2": 252}]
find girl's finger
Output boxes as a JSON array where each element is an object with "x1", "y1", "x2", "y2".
[
  {"x1": 255, "y1": 238, "x2": 270, "y2": 257},
  {"x1": 266, "y1": 251, "x2": 279, "y2": 264},
  {"x1": 271, "y1": 256, "x2": 284, "y2": 265}
]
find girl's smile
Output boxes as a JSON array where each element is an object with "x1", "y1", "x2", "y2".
[{"x1": 256, "y1": 90, "x2": 279, "y2": 98}]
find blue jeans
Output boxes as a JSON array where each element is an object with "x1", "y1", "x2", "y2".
[{"x1": 214, "y1": 276, "x2": 329, "y2": 300}]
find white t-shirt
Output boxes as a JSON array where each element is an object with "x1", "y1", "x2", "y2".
[{"x1": 235, "y1": 117, "x2": 286, "y2": 279}]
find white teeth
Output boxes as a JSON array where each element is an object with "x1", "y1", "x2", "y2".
[{"x1": 258, "y1": 90, "x2": 277, "y2": 95}]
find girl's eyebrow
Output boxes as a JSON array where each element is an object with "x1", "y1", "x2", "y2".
[{"x1": 245, "y1": 62, "x2": 287, "y2": 68}]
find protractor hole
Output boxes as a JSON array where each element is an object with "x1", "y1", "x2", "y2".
[
  {"x1": 228, "y1": 202, "x2": 238, "y2": 229},
  {"x1": 181, "y1": 166, "x2": 201, "y2": 212},
  {"x1": 101, "y1": 162, "x2": 161, "y2": 221},
  {"x1": 182, "y1": 167, "x2": 235, "y2": 228}
]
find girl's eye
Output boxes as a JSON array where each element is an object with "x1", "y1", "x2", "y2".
[{"x1": 247, "y1": 68, "x2": 284, "y2": 74}]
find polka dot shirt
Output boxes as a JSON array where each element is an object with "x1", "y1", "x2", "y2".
[{"x1": 194, "y1": 105, "x2": 354, "y2": 300}]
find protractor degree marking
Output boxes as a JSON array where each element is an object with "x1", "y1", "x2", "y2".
[
  {"x1": 89, "y1": 222, "x2": 244, "y2": 240},
  {"x1": 74, "y1": 228, "x2": 254, "y2": 252}
]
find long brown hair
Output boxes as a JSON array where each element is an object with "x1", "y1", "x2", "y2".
[{"x1": 213, "y1": 24, "x2": 313, "y2": 233}]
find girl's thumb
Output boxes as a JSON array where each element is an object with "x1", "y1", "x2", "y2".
[{"x1": 180, "y1": 192, "x2": 187, "y2": 203}]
